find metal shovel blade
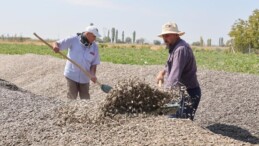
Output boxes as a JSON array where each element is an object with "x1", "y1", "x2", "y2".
[
  {"x1": 101, "y1": 84, "x2": 112, "y2": 93},
  {"x1": 163, "y1": 102, "x2": 180, "y2": 108}
]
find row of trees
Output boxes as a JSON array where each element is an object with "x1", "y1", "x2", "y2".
[
  {"x1": 192, "y1": 37, "x2": 224, "y2": 47},
  {"x1": 229, "y1": 9, "x2": 259, "y2": 53},
  {"x1": 101, "y1": 27, "x2": 136, "y2": 44},
  {"x1": 0, "y1": 34, "x2": 31, "y2": 42},
  {"x1": 99, "y1": 26, "x2": 162, "y2": 45},
  {"x1": 191, "y1": 9, "x2": 258, "y2": 53}
]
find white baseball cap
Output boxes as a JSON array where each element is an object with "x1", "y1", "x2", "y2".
[{"x1": 85, "y1": 26, "x2": 101, "y2": 37}]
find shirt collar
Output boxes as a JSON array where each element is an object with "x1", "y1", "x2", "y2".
[
  {"x1": 168, "y1": 38, "x2": 182, "y2": 54},
  {"x1": 77, "y1": 32, "x2": 92, "y2": 47}
]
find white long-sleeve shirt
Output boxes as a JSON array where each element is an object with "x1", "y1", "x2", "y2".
[{"x1": 57, "y1": 35, "x2": 100, "y2": 83}]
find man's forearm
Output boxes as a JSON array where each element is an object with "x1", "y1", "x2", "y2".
[{"x1": 90, "y1": 65, "x2": 97, "y2": 75}]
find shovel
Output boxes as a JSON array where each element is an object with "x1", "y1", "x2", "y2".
[{"x1": 33, "y1": 33, "x2": 112, "y2": 93}]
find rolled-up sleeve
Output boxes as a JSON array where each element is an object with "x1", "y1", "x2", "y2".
[
  {"x1": 91, "y1": 45, "x2": 100, "y2": 65},
  {"x1": 56, "y1": 37, "x2": 74, "y2": 51}
]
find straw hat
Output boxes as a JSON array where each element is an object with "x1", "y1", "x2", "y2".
[{"x1": 158, "y1": 22, "x2": 185, "y2": 37}]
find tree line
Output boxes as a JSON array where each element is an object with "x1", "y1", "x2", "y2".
[
  {"x1": 101, "y1": 27, "x2": 136, "y2": 44},
  {"x1": 192, "y1": 37, "x2": 224, "y2": 47},
  {"x1": 229, "y1": 9, "x2": 259, "y2": 53},
  {"x1": 99, "y1": 27, "x2": 161, "y2": 45},
  {"x1": 0, "y1": 34, "x2": 31, "y2": 42},
  {"x1": 192, "y1": 9, "x2": 259, "y2": 53}
]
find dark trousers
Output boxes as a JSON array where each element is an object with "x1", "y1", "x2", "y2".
[
  {"x1": 66, "y1": 77, "x2": 90, "y2": 99},
  {"x1": 177, "y1": 86, "x2": 201, "y2": 120}
]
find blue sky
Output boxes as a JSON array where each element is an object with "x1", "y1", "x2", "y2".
[{"x1": 0, "y1": 0, "x2": 258, "y2": 45}]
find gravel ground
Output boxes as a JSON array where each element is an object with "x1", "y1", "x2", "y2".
[{"x1": 0, "y1": 54, "x2": 258, "y2": 145}]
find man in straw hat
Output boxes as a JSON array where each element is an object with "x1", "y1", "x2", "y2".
[
  {"x1": 52, "y1": 24, "x2": 101, "y2": 100},
  {"x1": 156, "y1": 22, "x2": 201, "y2": 121}
]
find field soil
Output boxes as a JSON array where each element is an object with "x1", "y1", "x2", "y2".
[{"x1": 0, "y1": 54, "x2": 258, "y2": 145}]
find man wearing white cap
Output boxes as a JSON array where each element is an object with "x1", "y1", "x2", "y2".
[
  {"x1": 52, "y1": 25, "x2": 101, "y2": 99},
  {"x1": 156, "y1": 22, "x2": 201, "y2": 120}
]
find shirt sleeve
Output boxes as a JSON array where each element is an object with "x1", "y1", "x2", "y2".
[
  {"x1": 91, "y1": 45, "x2": 101, "y2": 65},
  {"x1": 166, "y1": 46, "x2": 188, "y2": 88},
  {"x1": 56, "y1": 36, "x2": 74, "y2": 51}
]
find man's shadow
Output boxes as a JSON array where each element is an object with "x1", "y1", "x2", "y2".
[{"x1": 207, "y1": 123, "x2": 259, "y2": 144}]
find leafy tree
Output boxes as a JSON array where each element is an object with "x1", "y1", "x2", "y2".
[
  {"x1": 1, "y1": 34, "x2": 5, "y2": 40},
  {"x1": 225, "y1": 40, "x2": 232, "y2": 47},
  {"x1": 207, "y1": 39, "x2": 212, "y2": 47},
  {"x1": 153, "y1": 40, "x2": 161, "y2": 45},
  {"x1": 116, "y1": 39, "x2": 123, "y2": 43},
  {"x1": 219, "y1": 37, "x2": 224, "y2": 47},
  {"x1": 125, "y1": 37, "x2": 132, "y2": 44},
  {"x1": 192, "y1": 41, "x2": 200, "y2": 46},
  {"x1": 107, "y1": 30, "x2": 110, "y2": 42},
  {"x1": 115, "y1": 30, "x2": 118, "y2": 43},
  {"x1": 111, "y1": 28, "x2": 115, "y2": 43},
  {"x1": 229, "y1": 19, "x2": 249, "y2": 52},
  {"x1": 133, "y1": 31, "x2": 136, "y2": 43},
  {"x1": 229, "y1": 9, "x2": 259, "y2": 52},
  {"x1": 200, "y1": 36, "x2": 204, "y2": 46},
  {"x1": 136, "y1": 38, "x2": 145, "y2": 44},
  {"x1": 248, "y1": 9, "x2": 259, "y2": 49},
  {"x1": 103, "y1": 36, "x2": 111, "y2": 43},
  {"x1": 122, "y1": 31, "x2": 124, "y2": 43}
]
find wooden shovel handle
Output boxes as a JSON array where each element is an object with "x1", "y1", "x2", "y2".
[
  {"x1": 158, "y1": 80, "x2": 163, "y2": 87},
  {"x1": 33, "y1": 33, "x2": 101, "y2": 85}
]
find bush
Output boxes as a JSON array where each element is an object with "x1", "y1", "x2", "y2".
[{"x1": 99, "y1": 44, "x2": 108, "y2": 48}]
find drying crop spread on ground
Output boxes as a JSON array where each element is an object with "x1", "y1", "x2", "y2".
[{"x1": 0, "y1": 54, "x2": 258, "y2": 145}]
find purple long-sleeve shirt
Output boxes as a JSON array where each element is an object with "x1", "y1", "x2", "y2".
[{"x1": 165, "y1": 39, "x2": 199, "y2": 89}]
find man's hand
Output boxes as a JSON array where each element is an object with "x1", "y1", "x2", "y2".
[
  {"x1": 52, "y1": 42, "x2": 60, "y2": 53},
  {"x1": 156, "y1": 70, "x2": 166, "y2": 86},
  {"x1": 91, "y1": 76, "x2": 97, "y2": 83}
]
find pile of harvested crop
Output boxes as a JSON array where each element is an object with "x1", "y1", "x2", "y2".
[{"x1": 101, "y1": 77, "x2": 178, "y2": 117}]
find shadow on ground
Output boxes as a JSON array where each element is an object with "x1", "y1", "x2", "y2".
[
  {"x1": 0, "y1": 78, "x2": 20, "y2": 91},
  {"x1": 207, "y1": 123, "x2": 259, "y2": 144}
]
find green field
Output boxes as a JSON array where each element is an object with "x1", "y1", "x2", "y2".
[{"x1": 0, "y1": 43, "x2": 258, "y2": 75}]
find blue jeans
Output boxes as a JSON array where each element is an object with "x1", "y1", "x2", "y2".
[{"x1": 176, "y1": 86, "x2": 201, "y2": 120}]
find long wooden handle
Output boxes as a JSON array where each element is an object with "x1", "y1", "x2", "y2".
[
  {"x1": 158, "y1": 80, "x2": 163, "y2": 87},
  {"x1": 33, "y1": 33, "x2": 101, "y2": 85}
]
